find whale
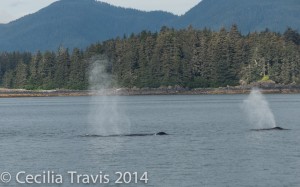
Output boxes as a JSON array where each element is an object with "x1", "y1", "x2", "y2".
[
  {"x1": 251, "y1": 127, "x2": 289, "y2": 131},
  {"x1": 82, "y1": 132, "x2": 168, "y2": 138},
  {"x1": 155, "y1": 132, "x2": 168, "y2": 135}
]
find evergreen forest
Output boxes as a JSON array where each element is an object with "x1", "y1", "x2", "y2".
[{"x1": 0, "y1": 26, "x2": 299, "y2": 90}]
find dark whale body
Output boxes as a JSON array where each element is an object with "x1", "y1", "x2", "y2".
[
  {"x1": 251, "y1": 127, "x2": 289, "y2": 131},
  {"x1": 83, "y1": 132, "x2": 168, "y2": 138},
  {"x1": 155, "y1": 132, "x2": 168, "y2": 135}
]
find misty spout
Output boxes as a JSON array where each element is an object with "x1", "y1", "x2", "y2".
[
  {"x1": 243, "y1": 88, "x2": 276, "y2": 129},
  {"x1": 88, "y1": 56, "x2": 130, "y2": 136}
]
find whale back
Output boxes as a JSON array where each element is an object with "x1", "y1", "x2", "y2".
[
  {"x1": 273, "y1": 127, "x2": 284, "y2": 130},
  {"x1": 251, "y1": 126, "x2": 289, "y2": 131},
  {"x1": 155, "y1": 132, "x2": 168, "y2": 135}
]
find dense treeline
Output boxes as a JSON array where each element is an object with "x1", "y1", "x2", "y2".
[
  {"x1": 0, "y1": 48, "x2": 90, "y2": 90},
  {"x1": 0, "y1": 25, "x2": 300, "y2": 90}
]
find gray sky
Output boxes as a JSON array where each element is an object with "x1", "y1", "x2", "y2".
[{"x1": 0, "y1": 0, "x2": 201, "y2": 24}]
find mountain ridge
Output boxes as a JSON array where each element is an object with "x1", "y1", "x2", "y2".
[
  {"x1": 0, "y1": 0, "x2": 177, "y2": 51},
  {"x1": 0, "y1": 0, "x2": 299, "y2": 52},
  {"x1": 177, "y1": 0, "x2": 300, "y2": 33}
]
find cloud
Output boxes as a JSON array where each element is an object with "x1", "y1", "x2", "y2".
[
  {"x1": 0, "y1": 0, "x2": 58, "y2": 23},
  {"x1": 0, "y1": 9, "x2": 14, "y2": 23},
  {"x1": 9, "y1": 0, "x2": 24, "y2": 7}
]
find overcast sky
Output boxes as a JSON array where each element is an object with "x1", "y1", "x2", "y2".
[{"x1": 0, "y1": 0, "x2": 201, "y2": 24}]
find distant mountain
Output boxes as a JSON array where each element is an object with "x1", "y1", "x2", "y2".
[
  {"x1": 0, "y1": 0, "x2": 299, "y2": 52},
  {"x1": 177, "y1": 0, "x2": 300, "y2": 33},
  {"x1": 0, "y1": 0, "x2": 177, "y2": 52}
]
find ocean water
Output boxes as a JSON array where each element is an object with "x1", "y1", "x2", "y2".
[{"x1": 0, "y1": 94, "x2": 299, "y2": 187}]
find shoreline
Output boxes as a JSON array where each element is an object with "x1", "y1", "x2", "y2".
[{"x1": 1, "y1": 84, "x2": 300, "y2": 98}]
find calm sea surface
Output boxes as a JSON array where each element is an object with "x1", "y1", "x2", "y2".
[{"x1": 0, "y1": 94, "x2": 300, "y2": 187}]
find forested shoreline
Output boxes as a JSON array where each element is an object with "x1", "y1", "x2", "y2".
[{"x1": 0, "y1": 25, "x2": 299, "y2": 90}]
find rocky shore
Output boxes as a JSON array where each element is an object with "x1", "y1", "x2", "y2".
[
  {"x1": 0, "y1": 89, "x2": 90, "y2": 98},
  {"x1": 1, "y1": 82, "x2": 300, "y2": 98}
]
